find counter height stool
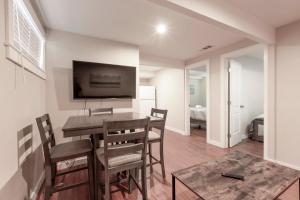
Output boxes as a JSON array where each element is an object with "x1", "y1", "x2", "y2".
[
  {"x1": 95, "y1": 117, "x2": 150, "y2": 200},
  {"x1": 89, "y1": 107, "x2": 116, "y2": 146},
  {"x1": 36, "y1": 114, "x2": 94, "y2": 200},
  {"x1": 147, "y1": 108, "x2": 168, "y2": 179}
]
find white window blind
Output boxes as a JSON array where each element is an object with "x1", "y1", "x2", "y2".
[{"x1": 12, "y1": 0, "x2": 45, "y2": 69}]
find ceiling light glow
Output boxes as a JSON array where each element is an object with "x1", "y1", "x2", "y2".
[{"x1": 156, "y1": 24, "x2": 167, "y2": 34}]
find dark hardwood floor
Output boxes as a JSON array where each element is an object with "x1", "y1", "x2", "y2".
[
  {"x1": 37, "y1": 129, "x2": 299, "y2": 200},
  {"x1": 190, "y1": 127, "x2": 207, "y2": 138}
]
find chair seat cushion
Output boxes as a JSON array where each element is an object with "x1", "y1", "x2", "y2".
[
  {"x1": 148, "y1": 131, "x2": 161, "y2": 141},
  {"x1": 50, "y1": 139, "x2": 92, "y2": 162},
  {"x1": 96, "y1": 143, "x2": 142, "y2": 168}
]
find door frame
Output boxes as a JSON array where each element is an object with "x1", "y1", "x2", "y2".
[
  {"x1": 184, "y1": 60, "x2": 210, "y2": 142},
  {"x1": 220, "y1": 44, "x2": 268, "y2": 155}
]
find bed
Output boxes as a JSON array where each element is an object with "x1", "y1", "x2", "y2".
[
  {"x1": 190, "y1": 105, "x2": 207, "y2": 128},
  {"x1": 247, "y1": 114, "x2": 264, "y2": 142}
]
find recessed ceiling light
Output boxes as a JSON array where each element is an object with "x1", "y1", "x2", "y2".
[{"x1": 156, "y1": 24, "x2": 167, "y2": 34}]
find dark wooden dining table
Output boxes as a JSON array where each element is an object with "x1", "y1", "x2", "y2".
[{"x1": 62, "y1": 112, "x2": 164, "y2": 200}]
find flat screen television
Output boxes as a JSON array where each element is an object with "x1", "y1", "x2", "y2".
[{"x1": 73, "y1": 60, "x2": 136, "y2": 99}]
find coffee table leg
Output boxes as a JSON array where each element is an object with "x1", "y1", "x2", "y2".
[{"x1": 172, "y1": 175, "x2": 176, "y2": 200}]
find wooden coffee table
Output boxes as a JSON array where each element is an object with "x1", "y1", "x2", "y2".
[{"x1": 172, "y1": 151, "x2": 300, "y2": 200}]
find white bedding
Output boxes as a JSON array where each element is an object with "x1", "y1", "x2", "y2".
[
  {"x1": 190, "y1": 106, "x2": 207, "y2": 121},
  {"x1": 254, "y1": 114, "x2": 264, "y2": 119}
]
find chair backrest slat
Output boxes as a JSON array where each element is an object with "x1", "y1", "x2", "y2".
[
  {"x1": 105, "y1": 131, "x2": 145, "y2": 143},
  {"x1": 106, "y1": 119, "x2": 149, "y2": 132},
  {"x1": 40, "y1": 114, "x2": 48, "y2": 122},
  {"x1": 107, "y1": 143, "x2": 144, "y2": 157},
  {"x1": 36, "y1": 114, "x2": 56, "y2": 165},
  {"x1": 44, "y1": 124, "x2": 51, "y2": 132},
  {"x1": 89, "y1": 107, "x2": 113, "y2": 116},
  {"x1": 17, "y1": 124, "x2": 33, "y2": 166},
  {"x1": 103, "y1": 117, "x2": 150, "y2": 169},
  {"x1": 151, "y1": 108, "x2": 168, "y2": 131}
]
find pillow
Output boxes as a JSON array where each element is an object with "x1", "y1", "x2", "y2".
[{"x1": 195, "y1": 105, "x2": 203, "y2": 109}]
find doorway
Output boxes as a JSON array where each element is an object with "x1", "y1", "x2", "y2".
[
  {"x1": 185, "y1": 60, "x2": 210, "y2": 142},
  {"x1": 224, "y1": 46, "x2": 265, "y2": 154}
]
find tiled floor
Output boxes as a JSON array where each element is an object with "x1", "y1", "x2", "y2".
[{"x1": 37, "y1": 128, "x2": 299, "y2": 200}]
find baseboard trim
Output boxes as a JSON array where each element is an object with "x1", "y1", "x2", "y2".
[
  {"x1": 265, "y1": 157, "x2": 300, "y2": 171},
  {"x1": 30, "y1": 158, "x2": 88, "y2": 200},
  {"x1": 30, "y1": 171, "x2": 45, "y2": 200},
  {"x1": 207, "y1": 139, "x2": 226, "y2": 148},
  {"x1": 165, "y1": 126, "x2": 186, "y2": 135}
]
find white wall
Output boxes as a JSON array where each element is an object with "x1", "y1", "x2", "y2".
[
  {"x1": 139, "y1": 78, "x2": 152, "y2": 86},
  {"x1": 275, "y1": 20, "x2": 300, "y2": 169},
  {"x1": 189, "y1": 78, "x2": 206, "y2": 107},
  {"x1": 151, "y1": 68, "x2": 185, "y2": 133},
  {"x1": 140, "y1": 54, "x2": 186, "y2": 134},
  {"x1": 0, "y1": 0, "x2": 46, "y2": 197},
  {"x1": 140, "y1": 54, "x2": 184, "y2": 69},
  {"x1": 233, "y1": 56, "x2": 264, "y2": 136},
  {"x1": 46, "y1": 30, "x2": 139, "y2": 144}
]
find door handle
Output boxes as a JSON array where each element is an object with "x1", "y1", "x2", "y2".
[{"x1": 240, "y1": 105, "x2": 245, "y2": 108}]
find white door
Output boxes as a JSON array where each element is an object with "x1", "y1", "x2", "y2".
[{"x1": 229, "y1": 60, "x2": 242, "y2": 147}]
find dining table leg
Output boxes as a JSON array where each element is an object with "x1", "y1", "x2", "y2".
[
  {"x1": 172, "y1": 175, "x2": 176, "y2": 200},
  {"x1": 91, "y1": 134, "x2": 97, "y2": 200}
]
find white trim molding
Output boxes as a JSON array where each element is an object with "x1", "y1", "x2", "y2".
[
  {"x1": 219, "y1": 44, "x2": 271, "y2": 160},
  {"x1": 265, "y1": 158, "x2": 300, "y2": 171},
  {"x1": 185, "y1": 60, "x2": 211, "y2": 142},
  {"x1": 5, "y1": 44, "x2": 46, "y2": 79},
  {"x1": 207, "y1": 139, "x2": 226, "y2": 148},
  {"x1": 165, "y1": 126, "x2": 186, "y2": 135},
  {"x1": 4, "y1": 0, "x2": 46, "y2": 80}
]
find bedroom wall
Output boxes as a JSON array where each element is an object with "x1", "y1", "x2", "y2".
[
  {"x1": 233, "y1": 56, "x2": 264, "y2": 136},
  {"x1": 0, "y1": 0, "x2": 46, "y2": 198},
  {"x1": 46, "y1": 30, "x2": 139, "y2": 144},
  {"x1": 199, "y1": 78, "x2": 207, "y2": 106},
  {"x1": 275, "y1": 20, "x2": 300, "y2": 169},
  {"x1": 189, "y1": 78, "x2": 206, "y2": 107}
]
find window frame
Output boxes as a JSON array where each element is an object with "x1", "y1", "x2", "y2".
[{"x1": 5, "y1": 0, "x2": 46, "y2": 79}]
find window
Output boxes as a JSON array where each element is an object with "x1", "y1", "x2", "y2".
[{"x1": 5, "y1": 0, "x2": 45, "y2": 78}]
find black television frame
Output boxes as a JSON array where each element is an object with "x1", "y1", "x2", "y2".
[{"x1": 72, "y1": 60, "x2": 136, "y2": 100}]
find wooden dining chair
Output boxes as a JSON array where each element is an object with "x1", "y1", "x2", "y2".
[
  {"x1": 36, "y1": 114, "x2": 94, "y2": 200},
  {"x1": 95, "y1": 117, "x2": 150, "y2": 200},
  {"x1": 89, "y1": 107, "x2": 116, "y2": 147},
  {"x1": 147, "y1": 108, "x2": 168, "y2": 179}
]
